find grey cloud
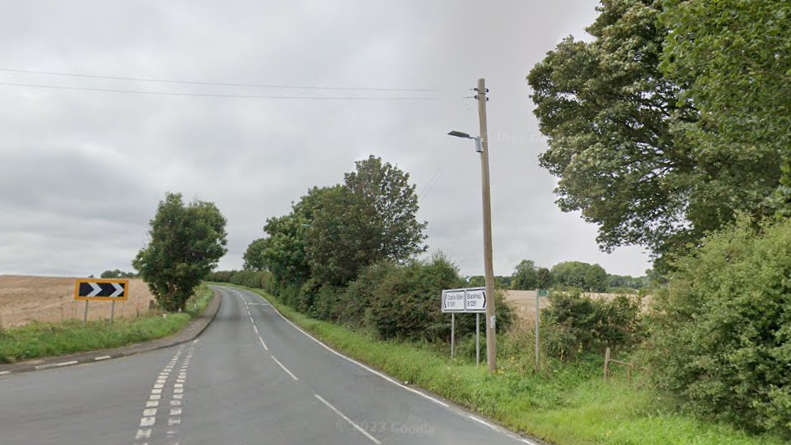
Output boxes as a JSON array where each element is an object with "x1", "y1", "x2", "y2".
[{"x1": 0, "y1": 0, "x2": 651, "y2": 279}]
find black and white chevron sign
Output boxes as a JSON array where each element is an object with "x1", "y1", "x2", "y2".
[{"x1": 74, "y1": 279, "x2": 129, "y2": 300}]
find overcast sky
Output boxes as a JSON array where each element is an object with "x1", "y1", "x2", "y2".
[{"x1": 0, "y1": 0, "x2": 652, "y2": 278}]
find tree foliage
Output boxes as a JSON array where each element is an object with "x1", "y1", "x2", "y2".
[
  {"x1": 647, "y1": 218, "x2": 791, "y2": 435},
  {"x1": 662, "y1": 0, "x2": 789, "y2": 209},
  {"x1": 511, "y1": 259, "x2": 538, "y2": 290},
  {"x1": 550, "y1": 261, "x2": 608, "y2": 292},
  {"x1": 133, "y1": 193, "x2": 227, "y2": 312},
  {"x1": 527, "y1": 0, "x2": 785, "y2": 268},
  {"x1": 242, "y1": 238, "x2": 268, "y2": 271},
  {"x1": 100, "y1": 269, "x2": 137, "y2": 278},
  {"x1": 305, "y1": 156, "x2": 427, "y2": 286}
]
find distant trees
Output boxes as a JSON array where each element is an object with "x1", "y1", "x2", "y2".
[
  {"x1": 100, "y1": 269, "x2": 137, "y2": 279},
  {"x1": 242, "y1": 238, "x2": 268, "y2": 271},
  {"x1": 133, "y1": 193, "x2": 228, "y2": 312},
  {"x1": 511, "y1": 260, "x2": 538, "y2": 290},
  {"x1": 551, "y1": 262, "x2": 607, "y2": 293}
]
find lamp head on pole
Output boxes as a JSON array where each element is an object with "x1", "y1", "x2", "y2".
[{"x1": 448, "y1": 130, "x2": 483, "y2": 153}]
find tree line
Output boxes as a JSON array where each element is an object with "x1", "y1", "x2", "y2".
[{"x1": 470, "y1": 259, "x2": 649, "y2": 293}]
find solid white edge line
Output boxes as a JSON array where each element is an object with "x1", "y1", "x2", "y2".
[
  {"x1": 314, "y1": 394, "x2": 381, "y2": 445},
  {"x1": 0, "y1": 371, "x2": 10, "y2": 376},
  {"x1": 270, "y1": 355, "x2": 298, "y2": 381},
  {"x1": 469, "y1": 415, "x2": 497, "y2": 430},
  {"x1": 35, "y1": 360, "x2": 79, "y2": 370},
  {"x1": 250, "y1": 290, "x2": 450, "y2": 408},
  {"x1": 94, "y1": 355, "x2": 111, "y2": 361},
  {"x1": 259, "y1": 336, "x2": 269, "y2": 351}
]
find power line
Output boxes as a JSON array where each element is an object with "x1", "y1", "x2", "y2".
[
  {"x1": 0, "y1": 82, "x2": 439, "y2": 100},
  {"x1": 0, "y1": 67, "x2": 438, "y2": 92}
]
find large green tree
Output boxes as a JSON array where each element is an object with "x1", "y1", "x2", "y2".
[
  {"x1": 527, "y1": 0, "x2": 783, "y2": 268},
  {"x1": 306, "y1": 156, "x2": 427, "y2": 286},
  {"x1": 133, "y1": 193, "x2": 227, "y2": 312},
  {"x1": 261, "y1": 185, "x2": 341, "y2": 286},
  {"x1": 661, "y1": 0, "x2": 788, "y2": 211},
  {"x1": 511, "y1": 259, "x2": 538, "y2": 290},
  {"x1": 242, "y1": 238, "x2": 268, "y2": 271}
]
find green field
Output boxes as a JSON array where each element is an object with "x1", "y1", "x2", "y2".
[{"x1": 0, "y1": 284, "x2": 212, "y2": 363}]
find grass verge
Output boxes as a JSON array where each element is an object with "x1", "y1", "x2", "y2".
[
  {"x1": 0, "y1": 283, "x2": 213, "y2": 363},
  {"x1": 227, "y1": 284, "x2": 784, "y2": 445}
]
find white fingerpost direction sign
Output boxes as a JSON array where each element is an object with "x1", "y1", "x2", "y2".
[{"x1": 441, "y1": 287, "x2": 486, "y2": 313}]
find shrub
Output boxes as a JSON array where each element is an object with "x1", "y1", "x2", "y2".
[
  {"x1": 646, "y1": 218, "x2": 791, "y2": 435},
  {"x1": 541, "y1": 290, "x2": 643, "y2": 361}
]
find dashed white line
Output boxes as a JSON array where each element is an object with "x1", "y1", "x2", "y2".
[
  {"x1": 140, "y1": 417, "x2": 156, "y2": 427},
  {"x1": 0, "y1": 371, "x2": 11, "y2": 376},
  {"x1": 271, "y1": 355, "x2": 298, "y2": 380},
  {"x1": 314, "y1": 394, "x2": 381, "y2": 444},
  {"x1": 170, "y1": 408, "x2": 182, "y2": 416},
  {"x1": 136, "y1": 429, "x2": 152, "y2": 439},
  {"x1": 253, "y1": 291, "x2": 450, "y2": 408},
  {"x1": 143, "y1": 408, "x2": 157, "y2": 417},
  {"x1": 258, "y1": 336, "x2": 269, "y2": 351},
  {"x1": 253, "y1": 325, "x2": 259, "y2": 335},
  {"x1": 94, "y1": 355, "x2": 111, "y2": 361}
]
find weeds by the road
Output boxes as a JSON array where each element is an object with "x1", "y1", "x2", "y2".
[
  {"x1": 0, "y1": 284, "x2": 213, "y2": 363},
  {"x1": 231, "y1": 285, "x2": 784, "y2": 445}
]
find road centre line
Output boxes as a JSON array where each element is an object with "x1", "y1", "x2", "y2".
[
  {"x1": 270, "y1": 355, "x2": 298, "y2": 380},
  {"x1": 314, "y1": 394, "x2": 381, "y2": 444},
  {"x1": 248, "y1": 290, "x2": 450, "y2": 408},
  {"x1": 253, "y1": 325, "x2": 259, "y2": 335},
  {"x1": 241, "y1": 288, "x2": 540, "y2": 445},
  {"x1": 258, "y1": 336, "x2": 269, "y2": 351}
]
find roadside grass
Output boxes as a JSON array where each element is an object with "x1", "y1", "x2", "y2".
[
  {"x1": 226, "y1": 284, "x2": 784, "y2": 445},
  {"x1": 0, "y1": 284, "x2": 213, "y2": 363}
]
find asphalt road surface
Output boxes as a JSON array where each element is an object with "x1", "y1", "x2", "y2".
[{"x1": 0, "y1": 286, "x2": 536, "y2": 445}]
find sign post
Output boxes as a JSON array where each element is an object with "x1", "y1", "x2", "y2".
[
  {"x1": 442, "y1": 287, "x2": 487, "y2": 362},
  {"x1": 74, "y1": 279, "x2": 130, "y2": 327},
  {"x1": 536, "y1": 289, "x2": 549, "y2": 371}
]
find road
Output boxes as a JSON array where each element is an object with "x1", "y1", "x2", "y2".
[{"x1": 0, "y1": 286, "x2": 535, "y2": 445}]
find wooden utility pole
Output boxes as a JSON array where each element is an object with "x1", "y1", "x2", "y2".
[{"x1": 476, "y1": 78, "x2": 497, "y2": 372}]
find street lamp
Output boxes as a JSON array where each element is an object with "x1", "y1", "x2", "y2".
[
  {"x1": 448, "y1": 123, "x2": 497, "y2": 372},
  {"x1": 447, "y1": 131, "x2": 483, "y2": 153}
]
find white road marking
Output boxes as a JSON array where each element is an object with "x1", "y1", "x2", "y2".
[
  {"x1": 146, "y1": 401, "x2": 159, "y2": 408},
  {"x1": 170, "y1": 400, "x2": 182, "y2": 406},
  {"x1": 174, "y1": 383, "x2": 183, "y2": 388},
  {"x1": 173, "y1": 393, "x2": 183, "y2": 400},
  {"x1": 249, "y1": 316, "x2": 255, "y2": 324},
  {"x1": 174, "y1": 387, "x2": 183, "y2": 394},
  {"x1": 94, "y1": 355, "x2": 111, "y2": 361},
  {"x1": 314, "y1": 394, "x2": 381, "y2": 444},
  {"x1": 169, "y1": 418, "x2": 181, "y2": 426},
  {"x1": 254, "y1": 291, "x2": 450, "y2": 408},
  {"x1": 140, "y1": 417, "x2": 155, "y2": 427},
  {"x1": 34, "y1": 360, "x2": 79, "y2": 370},
  {"x1": 469, "y1": 415, "x2": 497, "y2": 430},
  {"x1": 136, "y1": 429, "x2": 152, "y2": 439},
  {"x1": 154, "y1": 384, "x2": 164, "y2": 389},
  {"x1": 150, "y1": 394, "x2": 161, "y2": 400},
  {"x1": 258, "y1": 336, "x2": 269, "y2": 351},
  {"x1": 151, "y1": 388, "x2": 163, "y2": 394},
  {"x1": 271, "y1": 355, "x2": 298, "y2": 381},
  {"x1": 253, "y1": 325, "x2": 259, "y2": 335},
  {"x1": 0, "y1": 371, "x2": 10, "y2": 376},
  {"x1": 170, "y1": 408, "x2": 182, "y2": 416},
  {"x1": 143, "y1": 408, "x2": 157, "y2": 417}
]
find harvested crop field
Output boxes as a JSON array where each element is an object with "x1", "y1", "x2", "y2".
[
  {"x1": 505, "y1": 290, "x2": 650, "y2": 323},
  {"x1": 0, "y1": 275, "x2": 156, "y2": 328}
]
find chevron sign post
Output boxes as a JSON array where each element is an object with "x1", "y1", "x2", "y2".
[
  {"x1": 74, "y1": 278, "x2": 130, "y2": 327},
  {"x1": 74, "y1": 279, "x2": 129, "y2": 301}
]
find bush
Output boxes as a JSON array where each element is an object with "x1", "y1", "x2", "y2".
[
  {"x1": 646, "y1": 218, "x2": 791, "y2": 436},
  {"x1": 541, "y1": 290, "x2": 643, "y2": 361}
]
